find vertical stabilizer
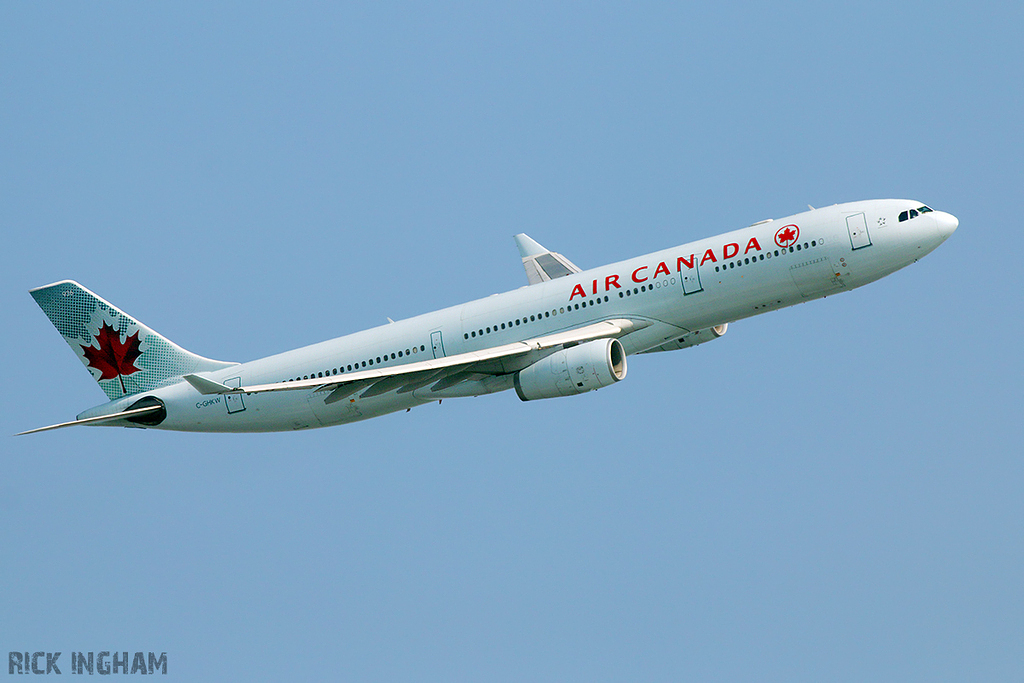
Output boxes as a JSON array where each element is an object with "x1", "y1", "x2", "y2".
[{"x1": 30, "y1": 280, "x2": 237, "y2": 400}]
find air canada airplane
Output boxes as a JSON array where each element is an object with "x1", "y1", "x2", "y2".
[{"x1": 20, "y1": 199, "x2": 957, "y2": 435}]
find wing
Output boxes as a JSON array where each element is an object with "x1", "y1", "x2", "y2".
[
  {"x1": 185, "y1": 318, "x2": 648, "y2": 403},
  {"x1": 514, "y1": 233, "x2": 582, "y2": 285}
]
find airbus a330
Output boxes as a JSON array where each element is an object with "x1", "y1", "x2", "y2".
[{"x1": 20, "y1": 199, "x2": 957, "y2": 435}]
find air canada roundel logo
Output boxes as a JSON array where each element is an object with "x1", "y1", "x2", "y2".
[{"x1": 775, "y1": 224, "x2": 799, "y2": 248}]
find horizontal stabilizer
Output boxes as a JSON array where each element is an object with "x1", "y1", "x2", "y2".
[
  {"x1": 184, "y1": 374, "x2": 235, "y2": 395},
  {"x1": 16, "y1": 404, "x2": 165, "y2": 436}
]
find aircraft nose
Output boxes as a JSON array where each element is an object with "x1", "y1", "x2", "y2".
[{"x1": 934, "y1": 211, "x2": 959, "y2": 240}]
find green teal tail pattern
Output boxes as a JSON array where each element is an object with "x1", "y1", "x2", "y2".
[{"x1": 30, "y1": 280, "x2": 237, "y2": 400}]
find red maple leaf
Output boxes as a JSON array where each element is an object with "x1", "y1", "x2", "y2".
[
  {"x1": 777, "y1": 227, "x2": 796, "y2": 245},
  {"x1": 81, "y1": 322, "x2": 143, "y2": 393}
]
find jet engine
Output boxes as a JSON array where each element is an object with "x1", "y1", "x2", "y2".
[
  {"x1": 514, "y1": 338, "x2": 626, "y2": 401},
  {"x1": 639, "y1": 323, "x2": 728, "y2": 354}
]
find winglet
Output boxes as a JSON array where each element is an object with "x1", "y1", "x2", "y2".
[
  {"x1": 183, "y1": 374, "x2": 234, "y2": 395},
  {"x1": 513, "y1": 234, "x2": 582, "y2": 286},
  {"x1": 513, "y1": 234, "x2": 548, "y2": 258}
]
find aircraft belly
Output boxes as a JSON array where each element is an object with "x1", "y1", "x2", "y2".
[{"x1": 306, "y1": 389, "x2": 424, "y2": 428}]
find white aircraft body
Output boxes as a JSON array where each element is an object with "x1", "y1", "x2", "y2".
[{"x1": 21, "y1": 199, "x2": 957, "y2": 435}]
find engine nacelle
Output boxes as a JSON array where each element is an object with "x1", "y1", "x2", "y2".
[
  {"x1": 514, "y1": 338, "x2": 627, "y2": 401},
  {"x1": 639, "y1": 323, "x2": 728, "y2": 354}
]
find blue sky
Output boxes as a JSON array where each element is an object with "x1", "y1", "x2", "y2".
[{"x1": 2, "y1": 2, "x2": 1022, "y2": 680}]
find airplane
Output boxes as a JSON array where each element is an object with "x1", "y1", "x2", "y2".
[{"x1": 19, "y1": 199, "x2": 957, "y2": 435}]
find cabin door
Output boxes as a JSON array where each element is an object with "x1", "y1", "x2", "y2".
[
  {"x1": 847, "y1": 212, "x2": 872, "y2": 250},
  {"x1": 681, "y1": 263, "x2": 703, "y2": 295},
  {"x1": 223, "y1": 377, "x2": 246, "y2": 414},
  {"x1": 430, "y1": 330, "x2": 446, "y2": 358}
]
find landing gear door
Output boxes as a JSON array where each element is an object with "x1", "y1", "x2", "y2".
[
  {"x1": 223, "y1": 377, "x2": 246, "y2": 414},
  {"x1": 847, "y1": 212, "x2": 871, "y2": 250}
]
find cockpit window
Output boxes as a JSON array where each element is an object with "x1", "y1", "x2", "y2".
[{"x1": 898, "y1": 206, "x2": 933, "y2": 222}]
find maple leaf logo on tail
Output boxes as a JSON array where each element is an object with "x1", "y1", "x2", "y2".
[{"x1": 81, "y1": 322, "x2": 143, "y2": 395}]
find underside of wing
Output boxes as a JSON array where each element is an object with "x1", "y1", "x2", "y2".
[{"x1": 184, "y1": 318, "x2": 649, "y2": 402}]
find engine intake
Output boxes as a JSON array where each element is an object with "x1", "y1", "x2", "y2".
[{"x1": 514, "y1": 338, "x2": 626, "y2": 401}]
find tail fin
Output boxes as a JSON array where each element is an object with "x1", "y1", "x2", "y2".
[{"x1": 30, "y1": 280, "x2": 237, "y2": 400}]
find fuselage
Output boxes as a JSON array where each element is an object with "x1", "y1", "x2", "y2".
[{"x1": 79, "y1": 199, "x2": 957, "y2": 432}]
